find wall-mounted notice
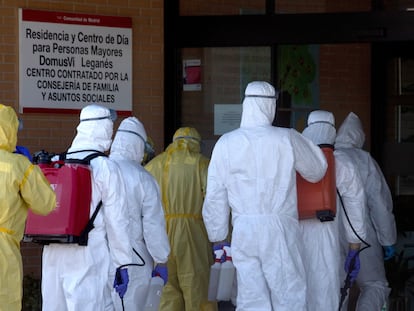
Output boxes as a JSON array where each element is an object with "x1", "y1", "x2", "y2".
[
  {"x1": 19, "y1": 9, "x2": 132, "y2": 114},
  {"x1": 183, "y1": 59, "x2": 201, "y2": 91},
  {"x1": 214, "y1": 104, "x2": 242, "y2": 135}
]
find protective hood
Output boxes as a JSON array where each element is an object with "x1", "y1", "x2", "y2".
[
  {"x1": 302, "y1": 110, "x2": 336, "y2": 146},
  {"x1": 110, "y1": 116, "x2": 147, "y2": 163},
  {"x1": 69, "y1": 104, "x2": 114, "y2": 152},
  {"x1": 0, "y1": 104, "x2": 19, "y2": 152},
  {"x1": 240, "y1": 81, "x2": 278, "y2": 128},
  {"x1": 335, "y1": 112, "x2": 365, "y2": 149},
  {"x1": 167, "y1": 127, "x2": 202, "y2": 153}
]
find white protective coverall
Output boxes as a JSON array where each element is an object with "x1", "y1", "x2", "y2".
[
  {"x1": 300, "y1": 110, "x2": 367, "y2": 311},
  {"x1": 42, "y1": 104, "x2": 133, "y2": 311},
  {"x1": 109, "y1": 117, "x2": 170, "y2": 311},
  {"x1": 335, "y1": 112, "x2": 397, "y2": 311},
  {"x1": 0, "y1": 104, "x2": 56, "y2": 311},
  {"x1": 202, "y1": 81, "x2": 328, "y2": 311}
]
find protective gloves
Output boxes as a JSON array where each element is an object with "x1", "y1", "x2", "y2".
[
  {"x1": 212, "y1": 241, "x2": 230, "y2": 262},
  {"x1": 344, "y1": 249, "x2": 360, "y2": 283},
  {"x1": 152, "y1": 263, "x2": 168, "y2": 285},
  {"x1": 113, "y1": 268, "x2": 129, "y2": 299},
  {"x1": 213, "y1": 241, "x2": 230, "y2": 251},
  {"x1": 383, "y1": 245, "x2": 396, "y2": 261}
]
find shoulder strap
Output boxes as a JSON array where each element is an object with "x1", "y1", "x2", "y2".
[
  {"x1": 64, "y1": 150, "x2": 107, "y2": 164},
  {"x1": 89, "y1": 201, "x2": 103, "y2": 225},
  {"x1": 77, "y1": 201, "x2": 102, "y2": 246}
]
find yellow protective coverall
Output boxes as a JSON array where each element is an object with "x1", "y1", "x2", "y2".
[
  {"x1": 0, "y1": 104, "x2": 56, "y2": 311},
  {"x1": 145, "y1": 127, "x2": 217, "y2": 311}
]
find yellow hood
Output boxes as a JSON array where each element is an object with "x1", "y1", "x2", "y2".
[{"x1": 0, "y1": 104, "x2": 18, "y2": 152}]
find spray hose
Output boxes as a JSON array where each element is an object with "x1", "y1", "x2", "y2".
[
  {"x1": 116, "y1": 248, "x2": 146, "y2": 311},
  {"x1": 338, "y1": 254, "x2": 357, "y2": 311},
  {"x1": 337, "y1": 189, "x2": 371, "y2": 311}
]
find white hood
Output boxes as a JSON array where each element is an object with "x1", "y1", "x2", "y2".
[
  {"x1": 240, "y1": 81, "x2": 279, "y2": 128},
  {"x1": 111, "y1": 116, "x2": 147, "y2": 163},
  {"x1": 302, "y1": 110, "x2": 336, "y2": 145},
  {"x1": 69, "y1": 104, "x2": 114, "y2": 153},
  {"x1": 335, "y1": 112, "x2": 365, "y2": 149}
]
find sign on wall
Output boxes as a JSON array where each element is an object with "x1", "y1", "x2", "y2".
[
  {"x1": 183, "y1": 59, "x2": 202, "y2": 91},
  {"x1": 214, "y1": 104, "x2": 242, "y2": 135},
  {"x1": 18, "y1": 9, "x2": 132, "y2": 114}
]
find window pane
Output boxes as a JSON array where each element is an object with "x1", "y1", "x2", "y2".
[
  {"x1": 276, "y1": 45, "x2": 320, "y2": 131},
  {"x1": 180, "y1": 1, "x2": 266, "y2": 16},
  {"x1": 181, "y1": 47, "x2": 271, "y2": 156},
  {"x1": 275, "y1": 0, "x2": 371, "y2": 13},
  {"x1": 179, "y1": 43, "x2": 370, "y2": 157},
  {"x1": 383, "y1": 0, "x2": 414, "y2": 10}
]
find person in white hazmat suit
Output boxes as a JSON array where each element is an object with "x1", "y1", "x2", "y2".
[
  {"x1": 335, "y1": 112, "x2": 397, "y2": 311},
  {"x1": 41, "y1": 104, "x2": 133, "y2": 311},
  {"x1": 109, "y1": 116, "x2": 171, "y2": 310},
  {"x1": 300, "y1": 110, "x2": 367, "y2": 311},
  {"x1": 202, "y1": 81, "x2": 328, "y2": 311}
]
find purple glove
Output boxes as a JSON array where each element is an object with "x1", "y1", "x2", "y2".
[
  {"x1": 213, "y1": 241, "x2": 230, "y2": 251},
  {"x1": 113, "y1": 268, "x2": 129, "y2": 299},
  {"x1": 15, "y1": 146, "x2": 33, "y2": 161},
  {"x1": 383, "y1": 245, "x2": 396, "y2": 261},
  {"x1": 152, "y1": 264, "x2": 168, "y2": 285},
  {"x1": 344, "y1": 249, "x2": 360, "y2": 283},
  {"x1": 212, "y1": 241, "x2": 230, "y2": 262}
]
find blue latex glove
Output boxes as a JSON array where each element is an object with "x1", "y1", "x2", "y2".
[
  {"x1": 152, "y1": 264, "x2": 168, "y2": 285},
  {"x1": 212, "y1": 241, "x2": 230, "y2": 262},
  {"x1": 383, "y1": 245, "x2": 396, "y2": 261},
  {"x1": 344, "y1": 249, "x2": 360, "y2": 283},
  {"x1": 213, "y1": 241, "x2": 230, "y2": 251},
  {"x1": 113, "y1": 268, "x2": 129, "y2": 299},
  {"x1": 14, "y1": 146, "x2": 33, "y2": 162}
]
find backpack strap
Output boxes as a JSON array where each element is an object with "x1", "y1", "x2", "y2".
[
  {"x1": 77, "y1": 201, "x2": 102, "y2": 246},
  {"x1": 64, "y1": 150, "x2": 107, "y2": 164}
]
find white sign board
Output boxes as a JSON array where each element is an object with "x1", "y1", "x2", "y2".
[
  {"x1": 214, "y1": 104, "x2": 242, "y2": 135},
  {"x1": 19, "y1": 9, "x2": 132, "y2": 114}
]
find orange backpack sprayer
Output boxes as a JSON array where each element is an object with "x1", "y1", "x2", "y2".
[{"x1": 296, "y1": 144, "x2": 336, "y2": 222}]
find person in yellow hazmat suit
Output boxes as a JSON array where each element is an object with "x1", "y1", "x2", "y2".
[
  {"x1": 141, "y1": 135, "x2": 155, "y2": 166},
  {"x1": 145, "y1": 127, "x2": 218, "y2": 311},
  {"x1": 0, "y1": 104, "x2": 56, "y2": 311}
]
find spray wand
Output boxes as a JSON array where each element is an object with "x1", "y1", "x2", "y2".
[{"x1": 337, "y1": 189, "x2": 371, "y2": 311}]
